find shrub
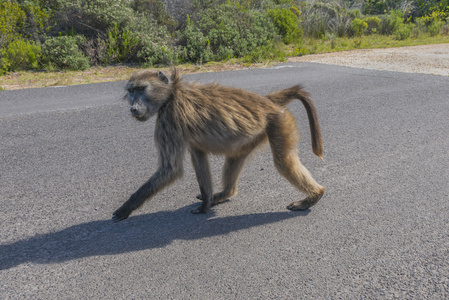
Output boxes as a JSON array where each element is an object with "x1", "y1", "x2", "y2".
[
  {"x1": 204, "y1": 5, "x2": 277, "y2": 59},
  {"x1": 0, "y1": 1, "x2": 26, "y2": 44},
  {"x1": 178, "y1": 23, "x2": 213, "y2": 63},
  {"x1": 267, "y1": 8, "x2": 303, "y2": 44},
  {"x1": 394, "y1": 23, "x2": 415, "y2": 40},
  {"x1": 18, "y1": 1, "x2": 51, "y2": 40},
  {"x1": 427, "y1": 18, "x2": 444, "y2": 36},
  {"x1": 52, "y1": 0, "x2": 175, "y2": 66},
  {"x1": 301, "y1": 1, "x2": 353, "y2": 38},
  {"x1": 380, "y1": 10, "x2": 404, "y2": 35},
  {"x1": 301, "y1": 10, "x2": 329, "y2": 38},
  {"x1": 131, "y1": 0, "x2": 177, "y2": 33},
  {"x1": 422, "y1": 11, "x2": 446, "y2": 36},
  {"x1": 363, "y1": 16, "x2": 381, "y2": 34},
  {"x1": 52, "y1": 0, "x2": 137, "y2": 36},
  {"x1": 136, "y1": 36, "x2": 176, "y2": 66},
  {"x1": 106, "y1": 22, "x2": 140, "y2": 63},
  {"x1": 414, "y1": 11, "x2": 446, "y2": 36},
  {"x1": 350, "y1": 18, "x2": 368, "y2": 37},
  {"x1": 179, "y1": 4, "x2": 278, "y2": 62},
  {"x1": 442, "y1": 24, "x2": 449, "y2": 35},
  {"x1": 80, "y1": 38, "x2": 109, "y2": 65},
  {"x1": 126, "y1": 12, "x2": 176, "y2": 66},
  {"x1": 411, "y1": 0, "x2": 445, "y2": 18},
  {"x1": 0, "y1": 38, "x2": 41, "y2": 73},
  {"x1": 41, "y1": 36, "x2": 90, "y2": 70}
]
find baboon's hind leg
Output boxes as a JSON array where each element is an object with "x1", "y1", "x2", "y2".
[{"x1": 266, "y1": 111, "x2": 325, "y2": 211}]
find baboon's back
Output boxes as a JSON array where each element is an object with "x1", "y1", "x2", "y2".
[{"x1": 171, "y1": 82, "x2": 280, "y2": 154}]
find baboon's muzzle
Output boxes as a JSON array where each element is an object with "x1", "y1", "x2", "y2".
[{"x1": 130, "y1": 106, "x2": 149, "y2": 121}]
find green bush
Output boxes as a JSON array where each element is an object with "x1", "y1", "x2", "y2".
[
  {"x1": 52, "y1": 0, "x2": 137, "y2": 36},
  {"x1": 41, "y1": 36, "x2": 90, "y2": 70},
  {"x1": 0, "y1": 1, "x2": 26, "y2": 44},
  {"x1": 363, "y1": 16, "x2": 381, "y2": 34},
  {"x1": 301, "y1": 1, "x2": 353, "y2": 38},
  {"x1": 0, "y1": 1, "x2": 50, "y2": 44},
  {"x1": 127, "y1": 12, "x2": 176, "y2": 65},
  {"x1": 413, "y1": 11, "x2": 445, "y2": 36},
  {"x1": 421, "y1": 9, "x2": 447, "y2": 28},
  {"x1": 442, "y1": 23, "x2": 449, "y2": 35},
  {"x1": 106, "y1": 22, "x2": 140, "y2": 63},
  {"x1": 422, "y1": 8, "x2": 448, "y2": 22},
  {"x1": 179, "y1": 4, "x2": 278, "y2": 62},
  {"x1": 136, "y1": 36, "x2": 176, "y2": 66},
  {"x1": 267, "y1": 8, "x2": 303, "y2": 44},
  {"x1": 427, "y1": 17, "x2": 445, "y2": 36},
  {"x1": 380, "y1": 10, "x2": 404, "y2": 35},
  {"x1": 301, "y1": 10, "x2": 329, "y2": 39},
  {"x1": 179, "y1": 22, "x2": 213, "y2": 63},
  {"x1": 350, "y1": 18, "x2": 368, "y2": 37},
  {"x1": 394, "y1": 23, "x2": 415, "y2": 40},
  {"x1": 411, "y1": 0, "x2": 445, "y2": 18},
  {"x1": 51, "y1": 0, "x2": 175, "y2": 66},
  {"x1": 0, "y1": 38, "x2": 41, "y2": 74},
  {"x1": 131, "y1": 0, "x2": 177, "y2": 33},
  {"x1": 19, "y1": 1, "x2": 51, "y2": 40}
]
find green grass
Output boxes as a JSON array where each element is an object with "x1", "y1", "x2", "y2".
[{"x1": 295, "y1": 34, "x2": 449, "y2": 56}]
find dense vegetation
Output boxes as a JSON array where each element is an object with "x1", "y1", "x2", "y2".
[{"x1": 1, "y1": 0, "x2": 448, "y2": 74}]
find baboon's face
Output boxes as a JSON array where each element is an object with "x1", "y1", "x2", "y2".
[{"x1": 125, "y1": 71, "x2": 172, "y2": 122}]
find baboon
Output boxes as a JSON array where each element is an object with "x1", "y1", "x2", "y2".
[{"x1": 112, "y1": 68, "x2": 325, "y2": 222}]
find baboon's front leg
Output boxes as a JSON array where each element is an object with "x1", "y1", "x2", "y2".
[
  {"x1": 209, "y1": 154, "x2": 248, "y2": 205},
  {"x1": 190, "y1": 148, "x2": 213, "y2": 214},
  {"x1": 112, "y1": 166, "x2": 182, "y2": 222}
]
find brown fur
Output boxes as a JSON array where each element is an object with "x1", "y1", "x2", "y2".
[
  {"x1": 112, "y1": 68, "x2": 325, "y2": 222},
  {"x1": 266, "y1": 85, "x2": 323, "y2": 158}
]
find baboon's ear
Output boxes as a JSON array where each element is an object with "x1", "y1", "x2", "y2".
[{"x1": 157, "y1": 71, "x2": 169, "y2": 84}]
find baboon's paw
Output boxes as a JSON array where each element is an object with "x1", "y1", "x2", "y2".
[
  {"x1": 287, "y1": 193, "x2": 324, "y2": 211},
  {"x1": 195, "y1": 194, "x2": 230, "y2": 207},
  {"x1": 191, "y1": 205, "x2": 209, "y2": 214},
  {"x1": 112, "y1": 206, "x2": 132, "y2": 222},
  {"x1": 287, "y1": 201, "x2": 311, "y2": 211},
  {"x1": 211, "y1": 198, "x2": 230, "y2": 206}
]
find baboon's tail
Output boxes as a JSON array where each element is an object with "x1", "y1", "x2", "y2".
[{"x1": 266, "y1": 85, "x2": 323, "y2": 159}]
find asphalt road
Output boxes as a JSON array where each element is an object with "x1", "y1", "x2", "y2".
[{"x1": 1, "y1": 63, "x2": 448, "y2": 299}]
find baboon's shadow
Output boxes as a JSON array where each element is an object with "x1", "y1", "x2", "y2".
[{"x1": 0, "y1": 204, "x2": 309, "y2": 270}]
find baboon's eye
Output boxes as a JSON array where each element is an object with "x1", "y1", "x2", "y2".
[{"x1": 128, "y1": 86, "x2": 145, "y2": 94}]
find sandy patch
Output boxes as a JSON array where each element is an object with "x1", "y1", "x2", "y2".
[{"x1": 288, "y1": 43, "x2": 449, "y2": 76}]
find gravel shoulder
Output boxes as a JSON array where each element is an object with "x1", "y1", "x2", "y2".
[{"x1": 288, "y1": 43, "x2": 449, "y2": 76}]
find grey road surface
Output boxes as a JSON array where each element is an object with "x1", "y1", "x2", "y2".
[{"x1": 1, "y1": 63, "x2": 448, "y2": 299}]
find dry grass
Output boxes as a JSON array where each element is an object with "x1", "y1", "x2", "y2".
[{"x1": 0, "y1": 61, "x2": 277, "y2": 91}]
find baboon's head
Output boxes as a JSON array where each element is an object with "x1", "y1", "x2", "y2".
[{"x1": 125, "y1": 70, "x2": 174, "y2": 122}]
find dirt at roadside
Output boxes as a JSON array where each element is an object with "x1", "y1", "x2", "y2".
[{"x1": 288, "y1": 43, "x2": 449, "y2": 76}]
